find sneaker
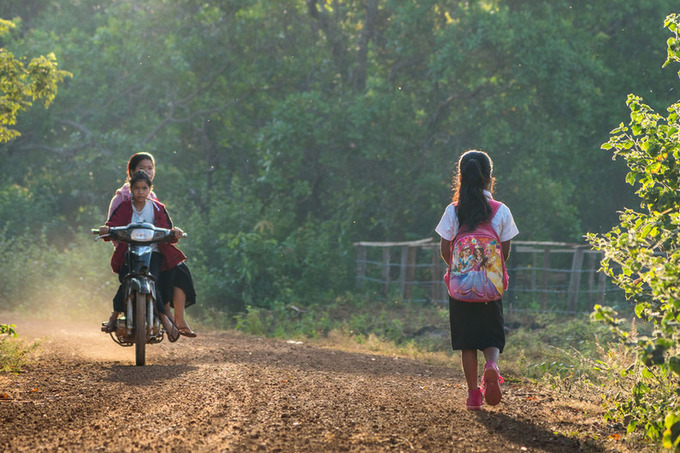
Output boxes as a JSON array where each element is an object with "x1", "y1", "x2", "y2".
[
  {"x1": 482, "y1": 362, "x2": 504, "y2": 406},
  {"x1": 466, "y1": 387, "x2": 483, "y2": 411}
]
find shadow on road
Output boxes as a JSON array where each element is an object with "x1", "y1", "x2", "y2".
[
  {"x1": 103, "y1": 363, "x2": 197, "y2": 386},
  {"x1": 475, "y1": 411, "x2": 606, "y2": 453}
]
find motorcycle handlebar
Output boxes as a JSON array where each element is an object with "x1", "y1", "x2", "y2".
[{"x1": 90, "y1": 224, "x2": 187, "y2": 240}]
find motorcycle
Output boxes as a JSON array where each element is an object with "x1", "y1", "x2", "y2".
[{"x1": 92, "y1": 222, "x2": 186, "y2": 366}]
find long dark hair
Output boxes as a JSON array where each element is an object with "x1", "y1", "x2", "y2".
[
  {"x1": 127, "y1": 152, "x2": 155, "y2": 178},
  {"x1": 452, "y1": 150, "x2": 495, "y2": 230}
]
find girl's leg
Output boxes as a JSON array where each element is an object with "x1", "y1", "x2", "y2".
[
  {"x1": 461, "y1": 349, "x2": 479, "y2": 390},
  {"x1": 482, "y1": 346, "x2": 503, "y2": 406},
  {"x1": 173, "y1": 286, "x2": 186, "y2": 325},
  {"x1": 482, "y1": 347, "x2": 499, "y2": 365},
  {"x1": 103, "y1": 275, "x2": 126, "y2": 332},
  {"x1": 102, "y1": 311, "x2": 120, "y2": 332},
  {"x1": 173, "y1": 287, "x2": 196, "y2": 337},
  {"x1": 164, "y1": 304, "x2": 174, "y2": 321},
  {"x1": 462, "y1": 349, "x2": 483, "y2": 410}
]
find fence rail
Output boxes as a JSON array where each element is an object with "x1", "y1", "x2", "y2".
[{"x1": 353, "y1": 238, "x2": 624, "y2": 314}]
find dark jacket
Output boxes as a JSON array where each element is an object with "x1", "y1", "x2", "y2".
[{"x1": 105, "y1": 199, "x2": 186, "y2": 273}]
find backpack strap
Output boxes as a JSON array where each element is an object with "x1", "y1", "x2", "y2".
[
  {"x1": 455, "y1": 199, "x2": 503, "y2": 236},
  {"x1": 488, "y1": 200, "x2": 502, "y2": 221}
]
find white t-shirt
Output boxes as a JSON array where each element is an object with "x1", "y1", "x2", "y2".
[
  {"x1": 131, "y1": 199, "x2": 158, "y2": 251},
  {"x1": 435, "y1": 191, "x2": 519, "y2": 242},
  {"x1": 132, "y1": 199, "x2": 155, "y2": 224}
]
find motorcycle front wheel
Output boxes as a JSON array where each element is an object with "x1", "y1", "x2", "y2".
[{"x1": 135, "y1": 291, "x2": 146, "y2": 366}]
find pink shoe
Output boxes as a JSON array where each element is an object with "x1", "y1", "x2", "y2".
[
  {"x1": 466, "y1": 387, "x2": 483, "y2": 411},
  {"x1": 482, "y1": 362, "x2": 504, "y2": 406}
]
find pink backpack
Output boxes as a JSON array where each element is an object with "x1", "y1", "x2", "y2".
[{"x1": 444, "y1": 200, "x2": 508, "y2": 302}]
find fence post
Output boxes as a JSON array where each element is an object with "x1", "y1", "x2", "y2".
[
  {"x1": 506, "y1": 243, "x2": 515, "y2": 312},
  {"x1": 382, "y1": 247, "x2": 391, "y2": 297},
  {"x1": 399, "y1": 246, "x2": 417, "y2": 300},
  {"x1": 356, "y1": 245, "x2": 367, "y2": 288},
  {"x1": 430, "y1": 245, "x2": 441, "y2": 303},
  {"x1": 586, "y1": 252, "x2": 597, "y2": 308},
  {"x1": 399, "y1": 246, "x2": 408, "y2": 298},
  {"x1": 541, "y1": 246, "x2": 550, "y2": 310},
  {"x1": 531, "y1": 249, "x2": 538, "y2": 294},
  {"x1": 567, "y1": 247, "x2": 585, "y2": 312}
]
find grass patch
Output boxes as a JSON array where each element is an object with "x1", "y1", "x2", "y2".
[
  {"x1": 195, "y1": 295, "x2": 452, "y2": 351},
  {"x1": 502, "y1": 312, "x2": 619, "y2": 382},
  {"x1": 0, "y1": 324, "x2": 41, "y2": 374}
]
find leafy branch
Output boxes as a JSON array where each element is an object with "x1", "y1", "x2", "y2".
[
  {"x1": 588, "y1": 12, "x2": 680, "y2": 449},
  {"x1": 0, "y1": 18, "x2": 71, "y2": 144}
]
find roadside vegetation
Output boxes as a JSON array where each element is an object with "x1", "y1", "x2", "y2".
[
  {"x1": 0, "y1": 323, "x2": 40, "y2": 374},
  {"x1": 586, "y1": 13, "x2": 680, "y2": 450}
]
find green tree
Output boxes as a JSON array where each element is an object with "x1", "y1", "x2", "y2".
[
  {"x1": 0, "y1": 15, "x2": 68, "y2": 339},
  {"x1": 0, "y1": 17, "x2": 70, "y2": 143},
  {"x1": 588, "y1": 13, "x2": 680, "y2": 448},
  {"x1": 1, "y1": 0, "x2": 679, "y2": 312}
]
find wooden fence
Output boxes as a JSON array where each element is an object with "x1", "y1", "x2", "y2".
[{"x1": 354, "y1": 238, "x2": 622, "y2": 313}]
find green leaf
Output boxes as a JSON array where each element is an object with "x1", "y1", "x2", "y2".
[
  {"x1": 641, "y1": 367, "x2": 655, "y2": 380},
  {"x1": 669, "y1": 357, "x2": 680, "y2": 375},
  {"x1": 663, "y1": 411, "x2": 680, "y2": 448}
]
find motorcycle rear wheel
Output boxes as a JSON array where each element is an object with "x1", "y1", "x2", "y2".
[{"x1": 135, "y1": 292, "x2": 146, "y2": 366}]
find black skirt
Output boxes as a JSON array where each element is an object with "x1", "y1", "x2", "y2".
[
  {"x1": 448, "y1": 297, "x2": 505, "y2": 352},
  {"x1": 160, "y1": 262, "x2": 197, "y2": 309}
]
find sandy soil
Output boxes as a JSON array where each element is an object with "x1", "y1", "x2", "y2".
[{"x1": 0, "y1": 316, "x2": 642, "y2": 452}]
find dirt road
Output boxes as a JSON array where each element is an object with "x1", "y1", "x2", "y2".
[{"x1": 0, "y1": 317, "x2": 635, "y2": 452}]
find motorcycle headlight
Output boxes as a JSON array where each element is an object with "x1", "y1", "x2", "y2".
[
  {"x1": 114, "y1": 230, "x2": 132, "y2": 241},
  {"x1": 131, "y1": 229, "x2": 154, "y2": 241}
]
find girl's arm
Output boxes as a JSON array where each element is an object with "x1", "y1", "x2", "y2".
[
  {"x1": 100, "y1": 207, "x2": 125, "y2": 241},
  {"x1": 440, "y1": 238, "x2": 452, "y2": 266},
  {"x1": 156, "y1": 204, "x2": 179, "y2": 243},
  {"x1": 501, "y1": 241, "x2": 511, "y2": 261},
  {"x1": 107, "y1": 191, "x2": 126, "y2": 219}
]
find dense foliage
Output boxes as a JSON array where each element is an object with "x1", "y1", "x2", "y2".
[
  {"x1": 588, "y1": 13, "x2": 680, "y2": 449},
  {"x1": 0, "y1": 1, "x2": 678, "y2": 313},
  {"x1": 0, "y1": 17, "x2": 69, "y2": 143}
]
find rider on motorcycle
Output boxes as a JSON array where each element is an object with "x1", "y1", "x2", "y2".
[{"x1": 99, "y1": 171, "x2": 186, "y2": 341}]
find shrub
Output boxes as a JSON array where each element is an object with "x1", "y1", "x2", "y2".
[
  {"x1": 0, "y1": 324, "x2": 41, "y2": 374},
  {"x1": 587, "y1": 13, "x2": 680, "y2": 449}
]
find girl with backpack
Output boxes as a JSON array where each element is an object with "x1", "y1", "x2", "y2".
[{"x1": 435, "y1": 150, "x2": 519, "y2": 410}]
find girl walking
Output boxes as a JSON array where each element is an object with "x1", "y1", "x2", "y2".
[{"x1": 435, "y1": 150, "x2": 519, "y2": 410}]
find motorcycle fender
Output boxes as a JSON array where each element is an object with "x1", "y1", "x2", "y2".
[{"x1": 129, "y1": 277, "x2": 155, "y2": 296}]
